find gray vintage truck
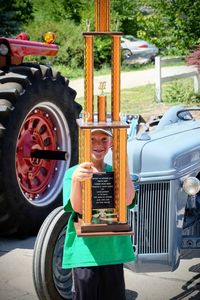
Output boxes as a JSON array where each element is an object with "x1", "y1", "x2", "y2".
[{"x1": 33, "y1": 105, "x2": 200, "y2": 300}]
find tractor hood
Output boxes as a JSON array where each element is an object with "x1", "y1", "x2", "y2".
[
  {"x1": 0, "y1": 37, "x2": 58, "y2": 57},
  {"x1": 128, "y1": 120, "x2": 200, "y2": 181}
]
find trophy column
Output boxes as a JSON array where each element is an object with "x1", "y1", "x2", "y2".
[{"x1": 75, "y1": 0, "x2": 133, "y2": 237}]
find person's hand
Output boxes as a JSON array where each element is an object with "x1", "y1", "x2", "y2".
[{"x1": 72, "y1": 162, "x2": 94, "y2": 182}]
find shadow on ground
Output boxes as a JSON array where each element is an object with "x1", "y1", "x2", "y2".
[
  {"x1": 169, "y1": 263, "x2": 200, "y2": 300},
  {"x1": 126, "y1": 289, "x2": 138, "y2": 299},
  {"x1": 0, "y1": 236, "x2": 36, "y2": 256}
]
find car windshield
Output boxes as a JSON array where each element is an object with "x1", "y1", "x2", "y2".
[{"x1": 123, "y1": 35, "x2": 138, "y2": 42}]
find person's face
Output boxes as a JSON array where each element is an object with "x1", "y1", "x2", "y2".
[{"x1": 91, "y1": 131, "x2": 112, "y2": 161}]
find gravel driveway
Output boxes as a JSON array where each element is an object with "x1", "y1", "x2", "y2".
[{"x1": 70, "y1": 65, "x2": 196, "y2": 98}]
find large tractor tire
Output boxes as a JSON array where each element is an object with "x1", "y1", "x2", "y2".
[
  {"x1": 33, "y1": 206, "x2": 72, "y2": 300},
  {"x1": 0, "y1": 63, "x2": 81, "y2": 236}
]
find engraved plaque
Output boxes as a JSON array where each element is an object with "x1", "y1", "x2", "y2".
[{"x1": 92, "y1": 172, "x2": 114, "y2": 209}]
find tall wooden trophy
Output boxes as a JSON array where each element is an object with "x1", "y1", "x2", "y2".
[{"x1": 75, "y1": 0, "x2": 133, "y2": 237}]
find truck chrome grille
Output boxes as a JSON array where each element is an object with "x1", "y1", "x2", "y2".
[{"x1": 138, "y1": 182, "x2": 170, "y2": 254}]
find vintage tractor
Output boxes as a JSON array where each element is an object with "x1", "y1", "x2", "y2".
[
  {"x1": 32, "y1": 1, "x2": 200, "y2": 300},
  {"x1": 32, "y1": 106, "x2": 200, "y2": 300},
  {"x1": 0, "y1": 32, "x2": 81, "y2": 236}
]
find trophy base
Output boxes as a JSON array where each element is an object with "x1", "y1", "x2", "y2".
[{"x1": 74, "y1": 218, "x2": 134, "y2": 237}]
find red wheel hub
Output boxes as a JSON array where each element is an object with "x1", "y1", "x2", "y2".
[{"x1": 16, "y1": 109, "x2": 57, "y2": 199}]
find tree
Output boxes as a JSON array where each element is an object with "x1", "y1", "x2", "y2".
[
  {"x1": 111, "y1": 0, "x2": 139, "y2": 34},
  {"x1": 23, "y1": 0, "x2": 85, "y2": 68},
  {"x1": 31, "y1": 0, "x2": 87, "y2": 24},
  {"x1": 136, "y1": 0, "x2": 200, "y2": 55},
  {"x1": 186, "y1": 45, "x2": 200, "y2": 73},
  {"x1": 0, "y1": 0, "x2": 33, "y2": 36}
]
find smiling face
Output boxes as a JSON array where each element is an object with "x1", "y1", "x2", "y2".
[{"x1": 91, "y1": 131, "x2": 112, "y2": 163}]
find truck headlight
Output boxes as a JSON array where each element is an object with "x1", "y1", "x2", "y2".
[
  {"x1": 183, "y1": 177, "x2": 200, "y2": 196},
  {"x1": 0, "y1": 43, "x2": 9, "y2": 55}
]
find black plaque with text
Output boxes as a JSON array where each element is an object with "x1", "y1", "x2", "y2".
[{"x1": 92, "y1": 172, "x2": 114, "y2": 209}]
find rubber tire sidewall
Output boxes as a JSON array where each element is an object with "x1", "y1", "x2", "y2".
[
  {"x1": 33, "y1": 207, "x2": 71, "y2": 300},
  {"x1": 1, "y1": 76, "x2": 78, "y2": 235}
]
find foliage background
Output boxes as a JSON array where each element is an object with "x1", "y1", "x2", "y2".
[{"x1": 0, "y1": 0, "x2": 200, "y2": 69}]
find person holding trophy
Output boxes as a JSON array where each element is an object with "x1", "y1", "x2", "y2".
[
  {"x1": 62, "y1": 128, "x2": 135, "y2": 300},
  {"x1": 62, "y1": 2, "x2": 136, "y2": 298}
]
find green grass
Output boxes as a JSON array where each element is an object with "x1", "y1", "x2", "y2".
[
  {"x1": 53, "y1": 65, "x2": 84, "y2": 79},
  {"x1": 54, "y1": 61, "x2": 199, "y2": 120},
  {"x1": 54, "y1": 61, "x2": 159, "y2": 80},
  {"x1": 53, "y1": 59, "x2": 185, "y2": 80},
  {"x1": 76, "y1": 77, "x2": 199, "y2": 120}
]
